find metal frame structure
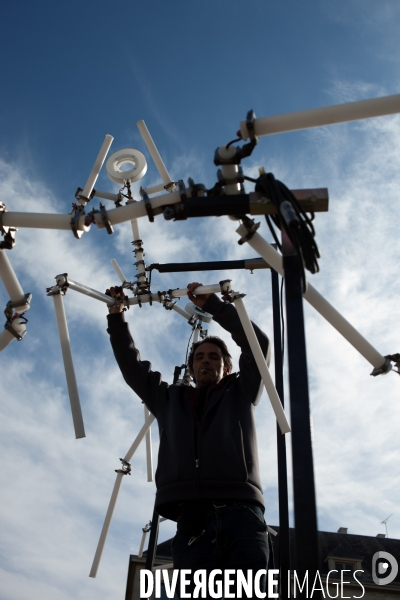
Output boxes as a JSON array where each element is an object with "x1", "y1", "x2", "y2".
[{"x1": 1, "y1": 93, "x2": 400, "y2": 596}]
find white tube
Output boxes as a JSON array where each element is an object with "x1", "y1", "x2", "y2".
[
  {"x1": 53, "y1": 293, "x2": 85, "y2": 439},
  {"x1": 89, "y1": 412, "x2": 155, "y2": 578},
  {"x1": 303, "y1": 285, "x2": 385, "y2": 368},
  {"x1": 137, "y1": 120, "x2": 173, "y2": 185},
  {"x1": 127, "y1": 294, "x2": 161, "y2": 307},
  {"x1": 131, "y1": 218, "x2": 141, "y2": 242},
  {"x1": 93, "y1": 189, "x2": 120, "y2": 202},
  {"x1": 0, "y1": 249, "x2": 25, "y2": 301},
  {"x1": 138, "y1": 529, "x2": 148, "y2": 558},
  {"x1": 0, "y1": 328, "x2": 16, "y2": 352},
  {"x1": 193, "y1": 327, "x2": 200, "y2": 344},
  {"x1": 94, "y1": 189, "x2": 182, "y2": 228},
  {"x1": 171, "y1": 282, "x2": 231, "y2": 298},
  {"x1": 240, "y1": 94, "x2": 400, "y2": 139},
  {"x1": 236, "y1": 225, "x2": 387, "y2": 369},
  {"x1": 67, "y1": 279, "x2": 115, "y2": 305},
  {"x1": 124, "y1": 412, "x2": 155, "y2": 463},
  {"x1": 82, "y1": 135, "x2": 114, "y2": 201},
  {"x1": 144, "y1": 405, "x2": 153, "y2": 482},
  {"x1": 144, "y1": 182, "x2": 170, "y2": 196},
  {"x1": 233, "y1": 297, "x2": 291, "y2": 435},
  {"x1": 171, "y1": 304, "x2": 192, "y2": 320},
  {"x1": 110, "y1": 259, "x2": 127, "y2": 284},
  {"x1": 2, "y1": 212, "x2": 87, "y2": 231},
  {"x1": 89, "y1": 473, "x2": 124, "y2": 578}
]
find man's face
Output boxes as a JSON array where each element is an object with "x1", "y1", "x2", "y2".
[{"x1": 191, "y1": 342, "x2": 229, "y2": 387}]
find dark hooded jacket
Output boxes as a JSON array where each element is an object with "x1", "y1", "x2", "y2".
[{"x1": 107, "y1": 294, "x2": 270, "y2": 521}]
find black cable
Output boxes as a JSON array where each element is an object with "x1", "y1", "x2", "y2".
[
  {"x1": 226, "y1": 137, "x2": 242, "y2": 149},
  {"x1": 257, "y1": 172, "x2": 320, "y2": 291}
]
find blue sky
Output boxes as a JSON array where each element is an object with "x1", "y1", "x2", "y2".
[{"x1": 1, "y1": 1, "x2": 400, "y2": 598}]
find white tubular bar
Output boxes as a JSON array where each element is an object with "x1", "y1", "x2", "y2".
[
  {"x1": 127, "y1": 294, "x2": 161, "y2": 307},
  {"x1": 236, "y1": 225, "x2": 387, "y2": 370},
  {"x1": 233, "y1": 296, "x2": 291, "y2": 435},
  {"x1": 124, "y1": 412, "x2": 155, "y2": 463},
  {"x1": 143, "y1": 182, "x2": 169, "y2": 196},
  {"x1": 138, "y1": 529, "x2": 148, "y2": 557},
  {"x1": 89, "y1": 473, "x2": 124, "y2": 578},
  {"x1": 240, "y1": 94, "x2": 400, "y2": 139},
  {"x1": 144, "y1": 405, "x2": 153, "y2": 482},
  {"x1": 131, "y1": 218, "x2": 141, "y2": 242},
  {"x1": 96, "y1": 190, "x2": 182, "y2": 228},
  {"x1": 93, "y1": 189, "x2": 120, "y2": 202},
  {"x1": 0, "y1": 249, "x2": 25, "y2": 301},
  {"x1": 0, "y1": 328, "x2": 16, "y2": 351},
  {"x1": 137, "y1": 120, "x2": 173, "y2": 185},
  {"x1": 171, "y1": 282, "x2": 231, "y2": 298},
  {"x1": 171, "y1": 304, "x2": 192, "y2": 320},
  {"x1": 67, "y1": 279, "x2": 115, "y2": 305},
  {"x1": 193, "y1": 327, "x2": 200, "y2": 344},
  {"x1": 2, "y1": 212, "x2": 87, "y2": 231},
  {"x1": 89, "y1": 412, "x2": 155, "y2": 578},
  {"x1": 52, "y1": 293, "x2": 85, "y2": 439},
  {"x1": 110, "y1": 259, "x2": 127, "y2": 284},
  {"x1": 81, "y1": 135, "x2": 114, "y2": 200}
]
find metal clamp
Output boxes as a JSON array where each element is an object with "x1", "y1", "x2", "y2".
[
  {"x1": 4, "y1": 319, "x2": 26, "y2": 341},
  {"x1": 237, "y1": 218, "x2": 260, "y2": 245},
  {"x1": 4, "y1": 293, "x2": 32, "y2": 320},
  {"x1": 164, "y1": 181, "x2": 177, "y2": 192},
  {"x1": 217, "y1": 166, "x2": 245, "y2": 187},
  {"x1": 115, "y1": 458, "x2": 131, "y2": 475},
  {"x1": 187, "y1": 177, "x2": 206, "y2": 198},
  {"x1": 70, "y1": 205, "x2": 86, "y2": 239},
  {"x1": 370, "y1": 355, "x2": 395, "y2": 377},
  {"x1": 98, "y1": 203, "x2": 114, "y2": 234},
  {"x1": 245, "y1": 109, "x2": 259, "y2": 144},
  {"x1": 74, "y1": 186, "x2": 95, "y2": 206},
  {"x1": 140, "y1": 188, "x2": 154, "y2": 223}
]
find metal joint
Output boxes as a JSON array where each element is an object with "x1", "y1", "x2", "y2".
[
  {"x1": 4, "y1": 319, "x2": 26, "y2": 341},
  {"x1": 370, "y1": 356, "x2": 394, "y2": 377},
  {"x1": 217, "y1": 166, "x2": 244, "y2": 187},
  {"x1": 237, "y1": 219, "x2": 260, "y2": 245},
  {"x1": 140, "y1": 188, "x2": 154, "y2": 223},
  {"x1": 187, "y1": 178, "x2": 206, "y2": 197},
  {"x1": 0, "y1": 227, "x2": 17, "y2": 250},
  {"x1": 70, "y1": 205, "x2": 86, "y2": 239},
  {"x1": 4, "y1": 293, "x2": 32, "y2": 320},
  {"x1": 98, "y1": 203, "x2": 114, "y2": 234},
  {"x1": 115, "y1": 458, "x2": 131, "y2": 475},
  {"x1": 245, "y1": 109, "x2": 259, "y2": 144},
  {"x1": 164, "y1": 181, "x2": 177, "y2": 192}
]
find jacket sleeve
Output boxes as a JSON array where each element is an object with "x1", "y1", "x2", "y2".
[
  {"x1": 106, "y1": 312, "x2": 169, "y2": 417},
  {"x1": 203, "y1": 294, "x2": 270, "y2": 405}
]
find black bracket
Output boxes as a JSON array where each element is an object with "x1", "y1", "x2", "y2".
[
  {"x1": 370, "y1": 355, "x2": 397, "y2": 376},
  {"x1": 75, "y1": 187, "x2": 95, "y2": 206},
  {"x1": 237, "y1": 218, "x2": 260, "y2": 245},
  {"x1": 140, "y1": 188, "x2": 154, "y2": 223}
]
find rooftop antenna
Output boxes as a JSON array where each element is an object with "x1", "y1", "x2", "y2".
[{"x1": 381, "y1": 514, "x2": 393, "y2": 538}]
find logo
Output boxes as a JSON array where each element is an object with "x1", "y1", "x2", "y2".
[{"x1": 372, "y1": 551, "x2": 398, "y2": 586}]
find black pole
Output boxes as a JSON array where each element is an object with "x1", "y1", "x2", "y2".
[
  {"x1": 270, "y1": 265, "x2": 291, "y2": 598},
  {"x1": 283, "y1": 239, "x2": 320, "y2": 596},
  {"x1": 144, "y1": 508, "x2": 160, "y2": 573}
]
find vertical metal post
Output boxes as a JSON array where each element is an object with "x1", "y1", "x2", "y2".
[
  {"x1": 270, "y1": 264, "x2": 291, "y2": 598},
  {"x1": 144, "y1": 508, "x2": 160, "y2": 572},
  {"x1": 283, "y1": 239, "x2": 320, "y2": 597}
]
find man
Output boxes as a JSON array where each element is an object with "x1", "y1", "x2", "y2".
[{"x1": 106, "y1": 282, "x2": 270, "y2": 598}]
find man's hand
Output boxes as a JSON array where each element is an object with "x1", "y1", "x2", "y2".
[
  {"x1": 105, "y1": 286, "x2": 126, "y2": 314},
  {"x1": 187, "y1": 282, "x2": 210, "y2": 310}
]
